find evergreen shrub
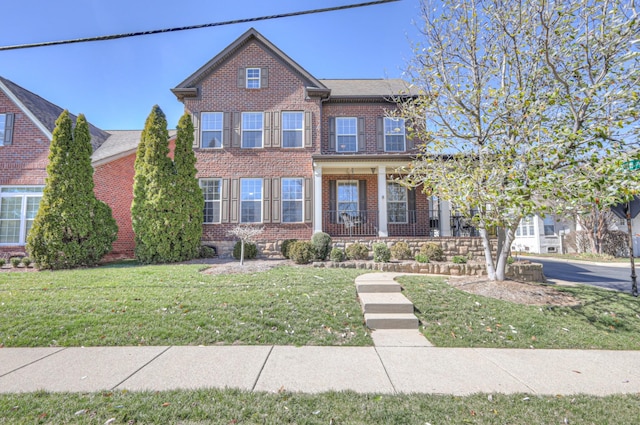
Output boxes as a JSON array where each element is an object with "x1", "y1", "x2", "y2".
[
  {"x1": 420, "y1": 242, "x2": 445, "y2": 261},
  {"x1": 390, "y1": 241, "x2": 412, "y2": 260},
  {"x1": 330, "y1": 247, "x2": 345, "y2": 262},
  {"x1": 346, "y1": 243, "x2": 369, "y2": 260},
  {"x1": 311, "y1": 232, "x2": 332, "y2": 260},
  {"x1": 233, "y1": 241, "x2": 257, "y2": 260},
  {"x1": 373, "y1": 243, "x2": 391, "y2": 263},
  {"x1": 288, "y1": 241, "x2": 316, "y2": 264},
  {"x1": 281, "y1": 239, "x2": 298, "y2": 259}
]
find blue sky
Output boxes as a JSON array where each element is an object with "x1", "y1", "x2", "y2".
[{"x1": 0, "y1": 0, "x2": 423, "y2": 130}]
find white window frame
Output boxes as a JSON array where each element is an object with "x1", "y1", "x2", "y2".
[
  {"x1": 0, "y1": 186, "x2": 43, "y2": 245},
  {"x1": 516, "y1": 215, "x2": 535, "y2": 237},
  {"x1": 241, "y1": 112, "x2": 263, "y2": 148},
  {"x1": 0, "y1": 114, "x2": 5, "y2": 146},
  {"x1": 337, "y1": 180, "x2": 359, "y2": 221},
  {"x1": 282, "y1": 111, "x2": 304, "y2": 148},
  {"x1": 386, "y1": 181, "x2": 408, "y2": 224},
  {"x1": 246, "y1": 68, "x2": 261, "y2": 89},
  {"x1": 240, "y1": 178, "x2": 263, "y2": 223},
  {"x1": 543, "y1": 216, "x2": 556, "y2": 236},
  {"x1": 384, "y1": 117, "x2": 406, "y2": 152},
  {"x1": 199, "y1": 179, "x2": 222, "y2": 224},
  {"x1": 281, "y1": 178, "x2": 303, "y2": 223},
  {"x1": 201, "y1": 112, "x2": 223, "y2": 148},
  {"x1": 336, "y1": 117, "x2": 357, "y2": 153}
]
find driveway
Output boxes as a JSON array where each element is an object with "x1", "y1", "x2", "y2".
[{"x1": 527, "y1": 256, "x2": 637, "y2": 294}]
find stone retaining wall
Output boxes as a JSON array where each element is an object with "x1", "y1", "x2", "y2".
[{"x1": 313, "y1": 260, "x2": 544, "y2": 283}]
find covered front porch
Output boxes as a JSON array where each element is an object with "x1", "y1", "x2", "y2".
[{"x1": 312, "y1": 157, "x2": 469, "y2": 238}]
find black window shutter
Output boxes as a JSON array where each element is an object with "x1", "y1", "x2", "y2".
[
  {"x1": 376, "y1": 117, "x2": 384, "y2": 151},
  {"x1": 408, "y1": 188, "x2": 416, "y2": 223},
  {"x1": 261, "y1": 67, "x2": 269, "y2": 88},
  {"x1": 358, "y1": 180, "x2": 367, "y2": 220},
  {"x1": 4, "y1": 113, "x2": 14, "y2": 145},
  {"x1": 328, "y1": 117, "x2": 336, "y2": 151},
  {"x1": 357, "y1": 117, "x2": 365, "y2": 151},
  {"x1": 329, "y1": 180, "x2": 336, "y2": 223},
  {"x1": 237, "y1": 68, "x2": 246, "y2": 88}
]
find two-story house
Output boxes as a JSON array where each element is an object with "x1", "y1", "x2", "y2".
[{"x1": 171, "y1": 28, "x2": 444, "y2": 254}]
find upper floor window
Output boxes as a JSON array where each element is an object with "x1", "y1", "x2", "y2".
[
  {"x1": 0, "y1": 186, "x2": 43, "y2": 245},
  {"x1": 242, "y1": 112, "x2": 263, "y2": 148},
  {"x1": 282, "y1": 112, "x2": 303, "y2": 148},
  {"x1": 200, "y1": 179, "x2": 221, "y2": 223},
  {"x1": 282, "y1": 178, "x2": 303, "y2": 223},
  {"x1": 336, "y1": 117, "x2": 357, "y2": 153},
  {"x1": 543, "y1": 216, "x2": 556, "y2": 236},
  {"x1": 240, "y1": 178, "x2": 263, "y2": 223},
  {"x1": 384, "y1": 117, "x2": 406, "y2": 152},
  {"x1": 516, "y1": 215, "x2": 535, "y2": 237},
  {"x1": 246, "y1": 68, "x2": 261, "y2": 89},
  {"x1": 387, "y1": 182, "x2": 408, "y2": 223},
  {"x1": 0, "y1": 114, "x2": 6, "y2": 145},
  {"x1": 201, "y1": 112, "x2": 223, "y2": 148}
]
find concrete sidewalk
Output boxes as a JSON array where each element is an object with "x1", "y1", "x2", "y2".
[{"x1": 2, "y1": 344, "x2": 639, "y2": 395}]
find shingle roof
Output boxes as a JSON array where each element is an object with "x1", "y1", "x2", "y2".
[
  {"x1": 0, "y1": 76, "x2": 110, "y2": 151},
  {"x1": 320, "y1": 79, "x2": 418, "y2": 99},
  {"x1": 91, "y1": 129, "x2": 177, "y2": 166}
]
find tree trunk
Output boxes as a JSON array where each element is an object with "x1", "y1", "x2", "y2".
[
  {"x1": 479, "y1": 228, "x2": 497, "y2": 280},
  {"x1": 240, "y1": 241, "x2": 245, "y2": 266}
]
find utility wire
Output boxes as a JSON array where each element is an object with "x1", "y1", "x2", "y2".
[{"x1": 0, "y1": 0, "x2": 400, "y2": 51}]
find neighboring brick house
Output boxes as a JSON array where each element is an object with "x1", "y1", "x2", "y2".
[
  {"x1": 0, "y1": 77, "x2": 110, "y2": 256},
  {"x1": 171, "y1": 28, "x2": 450, "y2": 254}
]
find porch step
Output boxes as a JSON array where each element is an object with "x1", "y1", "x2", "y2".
[
  {"x1": 364, "y1": 313, "x2": 419, "y2": 330},
  {"x1": 359, "y1": 292, "x2": 414, "y2": 314},
  {"x1": 355, "y1": 273, "x2": 404, "y2": 293}
]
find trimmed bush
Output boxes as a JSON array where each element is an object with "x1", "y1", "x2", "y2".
[
  {"x1": 11, "y1": 257, "x2": 21, "y2": 268},
  {"x1": 330, "y1": 247, "x2": 345, "y2": 262},
  {"x1": 452, "y1": 255, "x2": 467, "y2": 264},
  {"x1": 390, "y1": 241, "x2": 412, "y2": 260},
  {"x1": 346, "y1": 243, "x2": 369, "y2": 260},
  {"x1": 233, "y1": 241, "x2": 257, "y2": 260},
  {"x1": 21, "y1": 257, "x2": 32, "y2": 267},
  {"x1": 420, "y1": 242, "x2": 445, "y2": 261},
  {"x1": 288, "y1": 241, "x2": 316, "y2": 264},
  {"x1": 311, "y1": 232, "x2": 332, "y2": 260},
  {"x1": 281, "y1": 239, "x2": 298, "y2": 259},
  {"x1": 415, "y1": 253, "x2": 429, "y2": 263},
  {"x1": 0, "y1": 259, "x2": 5, "y2": 268},
  {"x1": 373, "y1": 243, "x2": 391, "y2": 263},
  {"x1": 198, "y1": 245, "x2": 217, "y2": 258}
]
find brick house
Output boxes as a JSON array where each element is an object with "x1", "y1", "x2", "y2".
[
  {"x1": 171, "y1": 28, "x2": 455, "y2": 255},
  {"x1": 0, "y1": 77, "x2": 111, "y2": 256}
]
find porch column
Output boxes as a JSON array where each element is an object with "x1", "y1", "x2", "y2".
[
  {"x1": 377, "y1": 165, "x2": 388, "y2": 237},
  {"x1": 313, "y1": 165, "x2": 323, "y2": 234},
  {"x1": 440, "y1": 199, "x2": 452, "y2": 236}
]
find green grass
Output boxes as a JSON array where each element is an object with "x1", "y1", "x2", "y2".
[
  {"x1": 0, "y1": 264, "x2": 371, "y2": 347},
  {"x1": 1, "y1": 389, "x2": 639, "y2": 424},
  {"x1": 400, "y1": 276, "x2": 640, "y2": 350}
]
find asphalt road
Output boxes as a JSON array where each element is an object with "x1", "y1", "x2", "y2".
[{"x1": 528, "y1": 257, "x2": 638, "y2": 295}]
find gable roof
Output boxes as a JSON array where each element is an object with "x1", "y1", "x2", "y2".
[
  {"x1": 320, "y1": 79, "x2": 418, "y2": 101},
  {"x1": 0, "y1": 76, "x2": 110, "y2": 151},
  {"x1": 171, "y1": 28, "x2": 328, "y2": 99},
  {"x1": 91, "y1": 129, "x2": 177, "y2": 166}
]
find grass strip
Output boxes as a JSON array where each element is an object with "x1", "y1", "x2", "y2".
[
  {"x1": 1, "y1": 389, "x2": 638, "y2": 424},
  {"x1": 400, "y1": 276, "x2": 640, "y2": 350}
]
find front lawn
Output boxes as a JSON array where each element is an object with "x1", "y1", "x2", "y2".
[
  {"x1": 0, "y1": 264, "x2": 370, "y2": 347},
  {"x1": 400, "y1": 276, "x2": 640, "y2": 350}
]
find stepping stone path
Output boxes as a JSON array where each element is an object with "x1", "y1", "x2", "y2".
[{"x1": 355, "y1": 273, "x2": 433, "y2": 347}]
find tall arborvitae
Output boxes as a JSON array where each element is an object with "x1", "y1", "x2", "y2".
[
  {"x1": 172, "y1": 112, "x2": 204, "y2": 260},
  {"x1": 27, "y1": 111, "x2": 117, "y2": 269},
  {"x1": 132, "y1": 106, "x2": 203, "y2": 263}
]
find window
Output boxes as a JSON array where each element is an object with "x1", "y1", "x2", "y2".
[
  {"x1": 543, "y1": 216, "x2": 556, "y2": 236},
  {"x1": 0, "y1": 114, "x2": 5, "y2": 145},
  {"x1": 201, "y1": 112, "x2": 223, "y2": 148},
  {"x1": 200, "y1": 179, "x2": 221, "y2": 223},
  {"x1": 242, "y1": 112, "x2": 263, "y2": 148},
  {"x1": 387, "y1": 182, "x2": 408, "y2": 223},
  {"x1": 516, "y1": 215, "x2": 535, "y2": 237},
  {"x1": 282, "y1": 112, "x2": 303, "y2": 148},
  {"x1": 336, "y1": 118, "x2": 357, "y2": 152},
  {"x1": 246, "y1": 68, "x2": 261, "y2": 89},
  {"x1": 337, "y1": 181, "x2": 359, "y2": 219},
  {"x1": 0, "y1": 186, "x2": 43, "y2": 245},
  {"x1": 282, "y1": 178, "x2": 303, "y2": 223},
  {"x1": 240, "y1": 178, "x2": 262, "y2": 223},
  {"x1": 384, "y1": 117, "x2": 406, "y2": 152}
]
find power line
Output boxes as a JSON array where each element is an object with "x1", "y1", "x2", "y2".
[{"x1": 0, "y1": 0, "x2": 400, "y2": 51}]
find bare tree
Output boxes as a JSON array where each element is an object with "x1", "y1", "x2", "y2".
[{"x1": 227, "y1": 224, "x2": 264, "y2": 266}]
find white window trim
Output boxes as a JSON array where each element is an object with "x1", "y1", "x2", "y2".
[
  {"x1": 281, "y1": 177, "x2": 304, "y2": 223},
  {"x1": 246, "y1": 68, "x2": 261, "y2": 89},
  {"x1": 200, "y1": 112, "x2": 224, "y2": 149},
  {"x1": 240, "y1": 178, "x2": 263, "y2": 223},
  {"x1": 336, "y1": 117, "x2": 357, "y2": 153},
  {"x1": 241, "y1": 112, "x2": 264, "y2": 149},
  {"x1": 282, "y1": 111, "x2": 304, "y2": 148},
  {"x1": 384, "y1": 117, "x2": 406, "y2": 152},
  {"x1": 337, "y1": 180, "x2": 359, "y2": 221},
  {"x1": 516, "y1": 215, "x2": 535, "y2": 237},
  {"x1": 0, "y1": 186, "x2": 44, "y2": 246},
  {"x1": 199, "y1": 179, "x2": 222, "y2": 224},
  {"x1": 386, "y1": 181, "x2": 408, "y2": 224}
]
